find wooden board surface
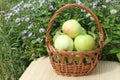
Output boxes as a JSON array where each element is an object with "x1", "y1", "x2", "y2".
[{"x1": 19, "y1": 57, "x2": 120, "y2": 80}]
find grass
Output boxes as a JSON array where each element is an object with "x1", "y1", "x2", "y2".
[
  {"x1": 0, "y1": 1, "x2": 29, "y2": 80},
  {"x1": 0, "y1": 0, "x2": 49, "y2": 79}
]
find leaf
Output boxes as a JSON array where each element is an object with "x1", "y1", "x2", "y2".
[
  {"x1": 112, "y1": 40, "x2": 120, "y2": 44},
  {"x1": 113, "y1": 31, "x2": 120, "y2": 36},
  {"x1": 88, "y1": 31, "x2": 97, "y2": 40},
  {"x1": 103, "y1": 25, "x2": 110, "y2": 28},
  {"x1": 31, "y1": 40, "x2": 37, "y2": 44},
  {"x1": 116, "y1": 53, "x2": 120, "y2": 62},
  {"x1": 91, "y1": 26, "x2": 96, "y2": 32},
  {"x1": 110, "y1": 48, "x2": 120, "y2": 54},
  {"x1": 104, "y1": 37, "x2": 112, "y2": 46}
]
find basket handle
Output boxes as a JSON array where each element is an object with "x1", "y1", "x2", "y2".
[{"x1": 46, "y1": 4, "x2": 104, "y2": 48}]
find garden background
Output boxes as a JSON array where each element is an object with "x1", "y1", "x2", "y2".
[{"x1": 0, "y1": 0, "x2": 120, "y2": 80}]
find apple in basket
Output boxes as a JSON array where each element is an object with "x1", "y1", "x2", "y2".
[
  {"x1": 74, "y1": 34, "x2": 95, "y2": 51},
  {"x1": 53, "y1": 32, "x2": 65, "y2": 42},
  {"x1": 62, "y1": 19, "x2": 86, "y2": 38},
  {"x1": 54, "y1": 34, "x2": 74, "y2": 51}
]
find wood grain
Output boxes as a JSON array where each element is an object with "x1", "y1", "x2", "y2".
[{"x1": 19, "y1": 57, "x2": 120, "y2": 80}]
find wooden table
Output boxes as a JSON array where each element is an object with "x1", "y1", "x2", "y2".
[{"x1": 19, "y1": 57, "x2": 120, "y2": 80}]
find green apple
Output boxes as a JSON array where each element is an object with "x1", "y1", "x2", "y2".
[
  {"x1": 54, "y1": 34, "x2": 73, "y2": 51},
  {"x1": 62, "y1": 19, "x2": 86, "y2": 38},
  {"x1": 53, "y1": 32, "x2": 65, "y2": 42},
  {"x1": 74, "y1": 34, "x2": 95, "y2": 51}
]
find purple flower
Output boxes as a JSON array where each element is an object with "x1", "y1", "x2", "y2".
[
  {"x1": 93, "y1": 2, "x2": 98, "y2": 8},
  {"x1": 102, "y1": 5, "x2": 107, "y2": 8},
  {"x1": 15, "y1": 18, "x2": 21, "y2": 23},
  {"x1": 76, "y1": 0, "x2": 82, "y2": 4},
  {"x1": 110, "y1": 9, "x2": 117, "y2": 14},
  {"x1": 21, "y1": 30, "x2": 28, "y2": 35},
  {"x1": 105, "y1": 0, "x2": 111, "y2": 3},
  {"x1": 86, "y1": 13, "x2": 91, "y2": 17},
  {"x1": 24, "y1": 3, "x2": 33, "y2": 9},
  {"x1": 28, "y1": 23, "x2": 34, "y2": 29},
  {"x1": 39, "y1": 28, "x2": 45, "y2": 33},
  {"x1": 36, "y1": 38, "x2": 43, "y2": 43},
  {"x1": 28, "y1": 32, "x2": 33, "y2": 37}
]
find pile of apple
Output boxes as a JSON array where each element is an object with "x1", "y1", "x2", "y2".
[{"x1": 53, "y1": 19, "x2": 95, "y2": 52}]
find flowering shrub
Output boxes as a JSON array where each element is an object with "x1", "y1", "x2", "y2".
[{"x1": 0, "y1": 0, "x2": 120, "y2": 79}]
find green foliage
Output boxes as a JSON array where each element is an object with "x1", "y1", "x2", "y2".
[
  {"x1": 116, "y1": 53, "x2": 120, "y2": 61},
  {"x1": 0, "y1": 0, "x2": 120, "y2": 80}
]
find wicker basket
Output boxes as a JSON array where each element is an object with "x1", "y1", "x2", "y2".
[{"x1": 46, "y1": 4, "x2": 104, "y2": 76}]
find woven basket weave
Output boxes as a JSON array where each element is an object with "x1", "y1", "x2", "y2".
[{"x1": 46, "y1": 4, "x2": 104, "y2": 76}]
